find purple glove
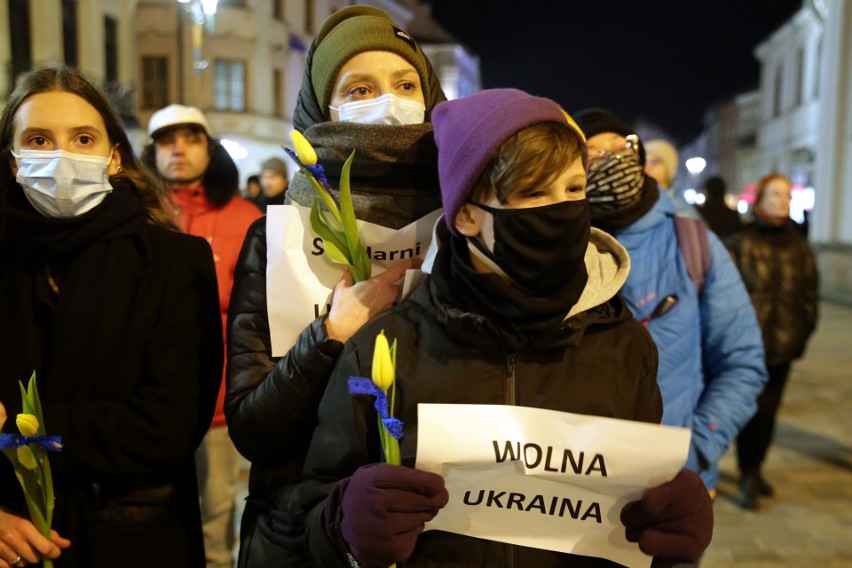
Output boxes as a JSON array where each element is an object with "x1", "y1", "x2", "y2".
[
  {"x1": 324, "y1": 463, "x2": 449, "y2": 567},
  {"x1": 620, "y1": 468, "x2": 713, "y2": 564}
]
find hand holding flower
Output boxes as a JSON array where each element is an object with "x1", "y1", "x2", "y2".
[
  {"x1": 0, "y1": 509, "x2": 70, "y2": 566},
  {"x1": 285, "y1": 130, "x2": 371, "y2": 282},
  {"x1": 326, "y1": 258, "x2": 421, "y2": 343},
  {"x1": 0, "y1": 374, "x2": 64, "y2": 568}
]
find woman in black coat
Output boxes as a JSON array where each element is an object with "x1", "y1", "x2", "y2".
[
  {"x1": 727, "y1": 173, "x2": 819, "y2": 510},
  {"x1": 225, "y1": 6, "x2": 446, "y2": 567},
  {"x1": 0, "y1": 66, "x2": 222, "y2": 567}
]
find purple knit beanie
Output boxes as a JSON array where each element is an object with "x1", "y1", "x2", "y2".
[{"x1": 432, "y1": 88, "x2": 586, "y2": 235}]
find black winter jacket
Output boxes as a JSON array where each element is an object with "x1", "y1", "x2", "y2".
[
  {"x1": 225, "y1": 217, "x2": 343, "y2": 567},
  {"x1": 726, "y1": 218, "x2": 818, "y2": 365},
  {"x1": 1, "y1": 208, "x2": 221, "y2": 568},
  {"x1": 300, "y1": 230, "x2": 662, "y2": 568}
]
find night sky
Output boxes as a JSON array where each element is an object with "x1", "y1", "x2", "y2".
[{"x1": 428, "y1": 0, "x2": 803, "y2": 145}]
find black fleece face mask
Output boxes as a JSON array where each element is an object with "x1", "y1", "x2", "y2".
[{"x1": 469, "y1": 199, "x2": 590, "y2": 295}]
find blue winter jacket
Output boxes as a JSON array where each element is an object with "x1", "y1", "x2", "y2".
[{"x1": 611, "y1": 191, "x2": 768, "y2": 490}]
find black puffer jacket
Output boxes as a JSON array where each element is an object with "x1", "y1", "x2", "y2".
[
  {"x1": 726, "y1": 218, "x2": 818, "y2": 366},
  {"x1": 300, "y1": 229, "x2": 662, "y2": 567},
  {"x1": 226, "y1": 119, "x2": 445, "y2": 566},
  {"x1": 226, "y1": 217, "x2": 344, "y2": 567}
]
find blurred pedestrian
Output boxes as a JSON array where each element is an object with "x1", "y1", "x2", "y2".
[
  {"x1": 645, "y1": 138, "x2": 699, "y2": 218},
  {"x1": 0, "y1": 65, "x2": 221, "y2": 568},
  {"x1": 644, "y1": 138, "x2": 678, "y2": 191},
  {"x1": 727, "y1": 173, "x2": 819, "y2": 510},
  {"x1": 256, "y1": 157, "x2": 289, "y2": 211},
  {"x1": 573, "y1": 108, "x2": 768, "y2": 503},
  {"x1": 244, "y1": 174, "x2": 262, "y2": 207},
  {"x1": 225, "y1": 6, "x2": 445, "y2": 567},
  {"x1": 698, "y1": 175, "x2": 742, "y2": 237},
  {"x1": 298, "y1": 88, "x2": 712, "y2": 568},
  {"x1": 143, "y1": 104, "x2": 262, "y2": 568}
]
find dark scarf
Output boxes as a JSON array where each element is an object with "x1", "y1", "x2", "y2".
[
  {"x1": 590, "y1": 174, "x2": 660, "y2": 231},
  {"x1": 1, "y1": 179, "x2": 147, "y2": 405},
  {"x1": 286, "y1": 121, "x2": 442, "y2": 229},
  {"x1": 428, "y1": 222, "x2": 592, "y2": 351}
]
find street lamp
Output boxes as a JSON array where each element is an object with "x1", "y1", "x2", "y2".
[
  {"x1": 683, "y1": 157, "x2": 707, "y2": 206},
  {"x1": 176, "y1": 0, "x2": 218, "y2": 104}
]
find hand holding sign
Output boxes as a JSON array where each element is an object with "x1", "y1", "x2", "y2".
[
  {"x1": 621, "y1": 468, "x2": 713, "y2": 564},
  {"x1": 326, "y1": 258, "x2": 422, "y2": 343},
  {"x1": 326, "y1": 463, "x2": 449, "y2": 567}
]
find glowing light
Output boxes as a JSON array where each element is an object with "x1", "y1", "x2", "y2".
[
  {"x1": 694, "y1": 192, "x2": 706, "y2": 205},
  {"x1": 221, "y1": 138, "x2": 248, "y2": 160},
  {"x1": 685, "y1": 157, "x2": 706, "y2": 175},
  {"x1": 200, "y1": 0, "x2": 218, "y2": 15},
  {"x1": 737, "y1": 200, "x2": 749, "y2": 214},
  {"x1": 683, "y1": 188, "x2": 698, "y2": 204}
]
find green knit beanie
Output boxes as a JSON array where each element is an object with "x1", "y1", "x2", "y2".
[{"x1": 310, "y1": 6, "x2": 431, "y2": 112}]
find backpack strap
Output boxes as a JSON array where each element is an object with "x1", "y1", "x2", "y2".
[{"x1": 674, "y1": 216, "x2": 712, "y2": 295}]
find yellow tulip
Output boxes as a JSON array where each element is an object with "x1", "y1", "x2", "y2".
[
  {"x1": 372, "y1": 331, "x2": 395, "y2": 393},
  {"x1": 16, "y1": 413, "x2": 39, "y2": 437},
  {"x1": 290, "y1": 130, "x2": 318, "y2": 165}
]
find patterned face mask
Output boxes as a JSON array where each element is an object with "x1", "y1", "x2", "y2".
[{"x1": 584, "y1": 151, "x2": 645, "y2": 215}]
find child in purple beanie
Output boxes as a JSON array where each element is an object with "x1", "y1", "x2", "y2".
[{"x1": 299, "y1": 88, "x2": 713, "y2": 567}]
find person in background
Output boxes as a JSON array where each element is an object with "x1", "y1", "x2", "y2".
[
  {"x1": 144, "y1": 104, "x2": 262, "y2": 568},
  {"x1": 298, "y1": 88, "x2": 712, "y2": 568},
  {"x1": 698, "y1": 175, "x2": 742, "y2": 238},
  {"x1": 644, "y1": 138, "x2": 678, "y2": 192},
  {"x1": 0, "y1": 65, "x2": 221, "y2": 568},
  {"x1": 727, "y1": 173, "x2": 819, "y2": 510},
  {"x1": 573, "y1": 108, "x2": 767, "y2": 508},
  {"x1": 225, "y1": 6, "x2": 446, "y2": 567},
  {"x1": 257, "y1": 157, "x2": 289, "y2": 211},
  {"x1": 244, "y1": 174, "x2": 262, "y2": 208}
]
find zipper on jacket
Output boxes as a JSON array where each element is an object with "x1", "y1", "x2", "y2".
[
  {"x1": 504, "y1": 355, "x2": 517, "y2": 406},
  {"x1": 503, "y1": 354, "x2": 517, "y2": 568}
]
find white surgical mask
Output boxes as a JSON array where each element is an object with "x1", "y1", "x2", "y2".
[
  {"x1": 13, "y1": 149, "x2": 114, "y2": 218},
  {"x1": 330, "y1": 93, "x2": 426, "y2": 125}
]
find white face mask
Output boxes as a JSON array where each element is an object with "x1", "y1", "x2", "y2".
[
  {"x1": 13, "y1": 149, "x2": 114, "y2": 218},
  {"x1": 331, "y1": 93, "x2": 426, "y2": 125}
]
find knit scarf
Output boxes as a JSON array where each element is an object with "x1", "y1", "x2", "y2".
[
  {"x1": 0, "y1": 179, "x2": 147, "y2": 402},
  {"x1": 286, "y1": 122, "x2": 442, "y2": 229},
  {"x1": 428, "y1": 222, "x2": 591, "y2": 349}
]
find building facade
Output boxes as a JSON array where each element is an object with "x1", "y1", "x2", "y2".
[{"x1": 2, "y1": 0, "x2": 481, "y2": 187}]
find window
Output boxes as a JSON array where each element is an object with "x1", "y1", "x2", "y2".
[
  {"x1": 273, "y1": 0, "x2": 284, "y2": 20},
  {"x1": 814, "y1": 37, "x2": 822, "y2": 99},
  {"x1": 104, "y1": 16, "x2": 118, "y2": 83},
  {"x1": 794, "y1": 47, "x2": 804, "y2": 107},
  {"x1": 305, "y1": 0, "x2": 313, "y2": 33},
  {"x1": 62, "y1": 0, "x2": 78, "y2": 68},
  {"x1": 273, "y1": 69, "x2": 285, "y2": 116},
  {"x1": 772, "y1": 64, "x2": 783, "y2": 118},
  {"x1": 141, "y1": 57, "x2": 169, "y2": 109},
  {"x1": 8, "y1": 0, "x2": 32, "y2": 85},
  {"x1": 215, "y1": 60, "x2": 246, "y2": 112}
]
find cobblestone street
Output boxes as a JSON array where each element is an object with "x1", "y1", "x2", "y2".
[{"x1": 703, "y1": 300, "x2": 852, "y2": 567}]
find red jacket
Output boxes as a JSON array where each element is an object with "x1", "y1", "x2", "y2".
[{"x1": 172, "y1": 185, "x2": 263, "y2": 428}]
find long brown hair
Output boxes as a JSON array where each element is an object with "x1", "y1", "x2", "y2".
[{"x1": 0, "y1": 65, "x2": 174, "y2": 228}]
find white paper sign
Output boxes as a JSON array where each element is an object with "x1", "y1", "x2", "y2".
[
  {"x1": 266, "y1": 204, "x2": 443, "y2": 356},
  {"x1": 415, "y1": 404, "x2": 691, "y2": 568}
]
